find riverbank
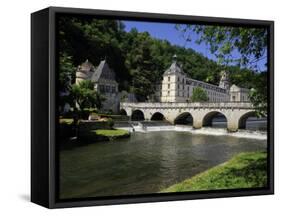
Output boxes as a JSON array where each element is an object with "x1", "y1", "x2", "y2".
[
  {"x1": 94, "y1": 129, "x2": 130, "y2": 140},
  {"x1": 60, "y1": 128, "x2": 130, "y2": 150},
  {"x1": 79, "y1": 128, "x2": 130, "y2": 142},
  {"x1": 161, "y1": 151, "x2": 267, "y2": 193}
]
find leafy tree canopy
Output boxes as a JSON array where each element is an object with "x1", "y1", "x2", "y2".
[
  {"x1": 70, "y1": 80, "x2": 105, "y2": 111},
  {"x1": 59, "y1": 52, "x2": 76, "y2": 92},
  {"x1": 176, "y1": 24, "x2": 268, "y2": 115},
  {"x1": 175, "y1": 24, "x2": 267, "y2": 70},
  {"x1": 191, "y1": 87, "x2": 209, "y2": 102},
  {"x1": 58, "y1": 17, "x2": 267, "y2": 114}
]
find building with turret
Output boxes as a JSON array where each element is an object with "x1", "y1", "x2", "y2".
[
  {"x1": 75, "y1": 59, "x2": 120, "y2": 112},
  {"x1": 74, "y1": 55, "x2": 250, "y2": 113},
  {"x1": 154, "y1": 55, "x2": 250, "y2": 103}
]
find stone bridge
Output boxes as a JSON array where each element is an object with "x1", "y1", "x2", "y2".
[{"x1": 120, "y1": 102, "x2": 256, "y2": 132}]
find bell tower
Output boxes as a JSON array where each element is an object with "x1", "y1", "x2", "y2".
[{"x1": 219, "y1": 70, "x2": 230, "y2": 91}]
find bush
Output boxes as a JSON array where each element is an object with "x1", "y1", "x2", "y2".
[
  {"x1": 191, "y1": 87, "x2": 208, "y2": 102},
  {"x1": 80, "y1": 110, "x2": 90, "y2": 120},
  {"x1": 107, "y1": 118, "x2": 114, "y2": 129}
]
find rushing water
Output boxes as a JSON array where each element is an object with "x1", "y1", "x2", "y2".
[{"x1": 60, "y1": 128, "x2": 267, "y2": 199}]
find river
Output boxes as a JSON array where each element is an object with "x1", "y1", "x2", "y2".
[{"x1": 59, "y1": 125, "x2": 267, "y2": 199}]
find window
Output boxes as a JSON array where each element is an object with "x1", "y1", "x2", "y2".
[
  {"x1": 168, "y1": 76, "x2": 170, "y2": 81},
  {"x1": 232, "y1": 96, "x2": 236, "y2": 101},
  {"x1": 168, "y1": 84, "x2": 170, "y2": 89},
  {"x1": 168, "y1": 91, "x2": 170, "y2": 95},
  {"x1": 111, "y1": 86, "x2": 116, "y2": 93},
  {"x1": 105, "y1": 85, "x2": 110, "y2": 92}
]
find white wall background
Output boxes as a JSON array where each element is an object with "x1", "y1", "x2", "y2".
[{"x1": 0, "y1": 0, "x2": 279, "y2": 214}]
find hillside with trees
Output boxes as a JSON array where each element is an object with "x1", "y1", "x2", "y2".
[{"x1": 58, "y1": 16, "x2": 267, "y2": 111}]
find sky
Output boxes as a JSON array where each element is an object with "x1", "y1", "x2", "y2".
[{"x1": 123, "y1": 20, "x2": 267, "y2": 71}]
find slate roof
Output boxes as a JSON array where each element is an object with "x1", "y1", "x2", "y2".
[
  {"x1": 163, "y1": 54, "x2": 185, "y2": 75},
  {"x1": 89, "y1": 60, "x2": 116, "y2": 82}
]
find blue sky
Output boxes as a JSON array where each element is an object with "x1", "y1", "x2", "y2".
[
  {"x1": 123, "y1": 21, "x2": 215, "y2": 59},
  {"x1": 123, "y1": 20, "x2": 267, "y2": 71}
]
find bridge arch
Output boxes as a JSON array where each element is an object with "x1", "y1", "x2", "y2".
[
  {"x1": 202, "y1": 111, "x2": 227, "y2": 128},
  {"x1": 238, "y1": 111, "x2": 257, "y2": 129},
  {"x1": 131, "y1": 109, "x2": 145, "y2": 121},
  {"x1": 119, "y1": 109, "x2": 127, "y2": 116},
  {"x1": 174, "y1": 112, "x2": 193, "y2": 125},
  {"x1": 151, "y1": 112, "x2": 165, "y2": 121}
]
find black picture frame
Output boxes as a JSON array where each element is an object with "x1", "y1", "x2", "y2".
[{"x1": 31, "y1": 6, "x2": 274, "y2": 209}]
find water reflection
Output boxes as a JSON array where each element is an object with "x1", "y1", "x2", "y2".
[{"x1": 60, "y1": 131, "x2": 267, "y2": 199}]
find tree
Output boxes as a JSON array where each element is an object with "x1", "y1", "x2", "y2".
[
  {"x1": 57, "y1": 16, "x2": 266, "y2": 109},
  {"x1": 58, "y1": 52, "x2": 76, "y2": 112},
  {"x1": 191, "y1": 87, "x2": 208, "y2": 102},
  {"x1": 70, "y1": 80, "x2": 105, "y2": 112},
  {"x1": 124, "y1": 31, "x2": 157, "y2": 101},
  {"x1": 249, "y1": 72, "x2": 267, "y2": 117},
  {"x1": 176, "y1": 24, "x2": 268, "y2": 114},
  {"x1": 58, "y1": 17, "x2": 130, "y2": 91},
  {"x1": 176, "y1": 25, "x2": 267, "y2": 70},
  {"x1": 59, "y1": 52, "x2": 76, "y2": 89}
]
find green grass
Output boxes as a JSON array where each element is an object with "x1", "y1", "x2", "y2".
[
  {"x1": 162, "y1": 151, "x2": 267, "y2": 192},
  {"x1": 59, "y1": 118, "x2": 74, "y2": 125},
  {"x1": 94, "y1": 129, "x2": 129, "y2": 137}
]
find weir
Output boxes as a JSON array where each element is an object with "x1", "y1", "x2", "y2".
[{"x1": 115, "y1": 122, "x2": 267, "y2": 140}]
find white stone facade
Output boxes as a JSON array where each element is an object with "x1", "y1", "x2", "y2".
[
  {"x1": 230, "y1": 84, "x2": 250, "y2": 102},
  {"x1": 155, "y1": 55, "x2": 249, "y2": 103}
]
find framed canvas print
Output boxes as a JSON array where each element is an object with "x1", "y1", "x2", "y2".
[{"x1": 31, "y1": 7, "x2": 274, "y2": 208}]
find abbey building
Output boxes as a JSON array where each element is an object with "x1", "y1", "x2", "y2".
[
  {"x1": 154, "y1": 55, "x2": 250, "y2": 103},
  {"x1": 75, "y1": 59, "x2": 120, "y2": 112},
  {"x1": 73, "y1": 55, "x2": 250, "y2": 114}
]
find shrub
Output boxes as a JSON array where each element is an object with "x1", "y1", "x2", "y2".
[
  {"x1": 191, "y1": 87, "x2": 208, "y2": 102},
  {"x1": 107, "y1": 118, "x2": 114, "y2": 129}
]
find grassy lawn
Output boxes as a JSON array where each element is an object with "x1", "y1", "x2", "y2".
[
  {"x1": 59, "y1": 118, "x2": 74, "y2": 125},
  {"x1": 162, "y1": 151, "x2": 267, "y2": 192},
  {"x1": 94, "y1": 129, "x2": 130, "y2": 137}
]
